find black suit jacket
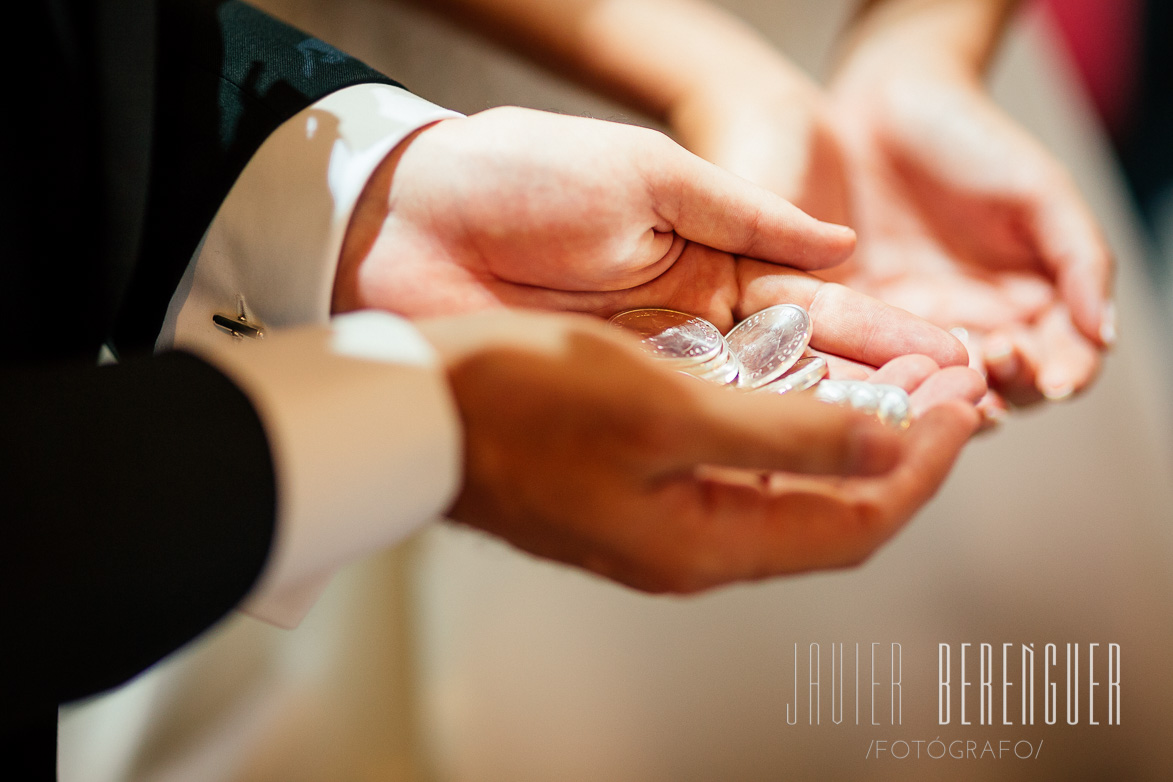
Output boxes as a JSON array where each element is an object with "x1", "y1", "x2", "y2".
[{"x1": 1, "y1": 1, "x2": 399, "y2": 775}]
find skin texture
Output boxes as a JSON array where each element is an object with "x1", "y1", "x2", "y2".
[
  {"x1": 826, "y1": 50, "x2": 1112, "y2": 407},
  {"x1": 330, "y1": 106, "x2": 986, "y2": 590},
  {"x1": 671, "y1": 0, "x2": 1113, "y2": 410},
  {"x1": 399, "y1": 0, "x2": 1114, "y2": 413},
  {"x1": 420, "y1": 311, "x2": 982, "y2": 591},
  {"x1": 337, "y1": 107, "x2": 968, "y2": 368}
]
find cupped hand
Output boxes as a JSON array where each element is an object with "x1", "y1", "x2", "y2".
[
  {"x1": 334, "y1": 105, "x2": 853, "y2": 314},
  {"x1": 422, "y1": 310, "x2": 982, "y2": 592},
  {"x1": 826, "y1": 63, "x2": 1114, "y2": 406},
  {"x1": 335, "y1": 105, "x2": 967, "y2": 372},
  {"x1": 665, "y1": 51, "x2": 1114, "y2": 409}
]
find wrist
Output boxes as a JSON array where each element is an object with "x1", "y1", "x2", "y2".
[
  {"x1": 833, "y1": 35, "x2": 981, "y2": 104},
  {"x1": 831, "y1": 37, "x2": 984, "y2": 112},
  {"x1": 667, "y1": 52, "x2": 825, "y2": 145},
  {"x1": 333, "y1": 120, "x2": 450, "y2": 314},
  {"x1": 580, "y1": 0, "x2": 807, "y2": 122},
  {"x1": 832, "y1": 0, "x2": 1019, "y2": 93}
]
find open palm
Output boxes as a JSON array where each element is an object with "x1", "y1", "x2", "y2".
[
  {"x1": 335, "y1": 105, "x2": 967, "y2": 372},
  {"x1": 825, "y1": 73, "x2": 1113, "y2": 406}
]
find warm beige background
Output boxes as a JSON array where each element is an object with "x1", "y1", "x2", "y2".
[{"x1": 61, "y1": 1, "x2": 1173, "y2": 780}]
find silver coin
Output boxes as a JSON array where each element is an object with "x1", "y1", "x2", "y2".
[
  {"x1": 847, "y1": 383, "x2": 882, "y2": 415},
  {"x1": 609, "y1": 308, "x2": 724, "y2": 366},
  {"x1": 814, "y1": 380, "x2": 912, "y2": 428},
  {"x1": 815, "y1": 380, "x2": 881, "y2": 412},
  {"x1": 755, "y1": 355, "x2": 828, "y2": 395},
  {"x1": 684, "y1": 338, "x2": 731, "y2": 375},
  {"x1": 696, "y1": 349, "x2": 741, "y2": 386},
  {"x1": 876, "y1": 386, "x2": 913, "y2": 429},
  {"x1": 813, "y1": 378, "x2": 853, "y2": 405},
  {"x1": 680, "y1": 338, "x2": 737, "y2": 382},
  {"x1": 725, "y1": 304, "x2": 812, "y2": 389}
]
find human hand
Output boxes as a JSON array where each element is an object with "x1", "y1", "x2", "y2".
[
  {"x1": 825, "y1": 53, "x2": 1114, "y2": 408},
  {"x1": 660, "y1": 22, "x2": 1113, "y2": 409},
  {"x1": 336, "y1": 106, "x2": 967, "y2": 371},
  {"x1": 668, "y1": 54, "x2": 851, "y2": 226},
  {"x1": 422, "y1": 309, "x2": 982, "y2": 591},
  {"x1": 334, "y1": 105, "x2": 854, "y2": 315}
]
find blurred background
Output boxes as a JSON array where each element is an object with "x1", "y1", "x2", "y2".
[
  {"x1": 1042, "y1": 0, "x2": 1173, "y2": 307},
  {"x1": 60, "y1": 1, "x2": 1173, "y2": 780}
]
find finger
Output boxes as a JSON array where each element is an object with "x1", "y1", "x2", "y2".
[
  {"x1": 984, "y1": 326, "x2": 1045, "y2": 407},
  {"x1": 867, "y1": 354, "x2": 941, "y2": 392},
  {"x1": 667, "y1": 385, "x2": 902, "y2": 477},
  {"x1": 851, "y1": 401, "x2": 981, "y2": 526},
  {"x1": 907, "y1": 366, "x2": 987, "y2": 418},
  {"x1": 975, "y1": 391, "x2": 1010, "y2": 432},
  {"x1": 737, "y1": 260, "x2": 968, "y2": 367},
  {"x1": 1034, "y1": 302, "x2": 1101, "y2": 401},
  {"x1": 813, "y1": 350, "x2": 874, "y2": 380},
  {"x1": 981, "y1": 329, "x2": 1022, "y2": 388},
  {"x1": 647, "y1": 141, "x2": 857, "y2": 270},
  {"x1": 1027, "y1": 172, "x2": 1115, "y2": 346},
  {"x1": 947, "y1": 327, "x2": 987, "y2": 382},
  {"x1": 673, "y1": 401, "x2": 981, "y2": 583}
]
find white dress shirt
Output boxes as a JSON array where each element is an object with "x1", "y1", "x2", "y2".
[{"x1": 157, "y1": 83, "x2": 464, "y2": 627}]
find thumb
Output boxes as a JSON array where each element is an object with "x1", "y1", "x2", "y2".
[
  {"x1": 666, "y1": 386, "x2": 902, "y2": 477},
  {"x1": 1027, "y1": 172, "x2": 1114, "y2": 347},
  {"x1": 645, "y1": 140, "x2": 856, "y2": 270}
]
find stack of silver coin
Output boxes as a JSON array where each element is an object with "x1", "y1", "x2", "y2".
[
  {"x1": 608, "y1": 308, "x2": 741, "y2": 386},
  {"x1": 724, "y1": 304, "x2": 827, "y2": 396},
  {"x1": 609, "y1": 305, "x2": 911, "y2": 428},
  {"x1": 814, "y1": 380, "x2": 912, "y2": 430}
]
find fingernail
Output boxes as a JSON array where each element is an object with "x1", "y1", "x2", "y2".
[
  {"x1": 1040, "y1": 376, "x2": 1075, "y2": 401},
  {"x1": 1100, "y1": 302, "x2": 1117, "y2": 347},
  {"x1": 1043, "y1": 386, "x2": 1074, "y2": 402},
  {"x1": 948, "y1": 327, "x2": 975, "y2": 369},
  {"x1": 982, "y1": 405, "x2": 1009, "y2": 426}
]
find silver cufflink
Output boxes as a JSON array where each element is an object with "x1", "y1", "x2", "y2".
[{"x1": 213, "y1": 295, "x2": 265, "y2": 340}]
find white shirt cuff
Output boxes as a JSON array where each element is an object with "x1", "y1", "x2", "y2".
[
  {"x1": 190, "y1": 312, "x2": 461, "y2": 628},
  {"x1": 159, "y1": 83, "x2": 462, "y2": 343},
  {"x1": 159, "y1": 84, "x2": 465, "y2": 627}
]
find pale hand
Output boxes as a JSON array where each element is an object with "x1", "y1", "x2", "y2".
[
  {"x1": 668, "y1": 57, "x2": 852, "y2": 228},
  {"x1": 826, "y1": 63, "x2": 1114, "y2": 407},
  {"x1": 668, "y1": 59, "x2": 1113, "y2": 408},
  {"x1": 337, "y1": 106, "x2": 968, "y2": 372}
]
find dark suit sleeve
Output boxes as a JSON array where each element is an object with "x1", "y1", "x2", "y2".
[
  {"x1": 117, "y1": 0, "x2": 402, "y2": 349},
  {"x1": 0, "y1": 352, "x2": 277, "y2": 717},
  {"x1": 1, "y1": 0, "x2": 411, "y2": 734}
]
